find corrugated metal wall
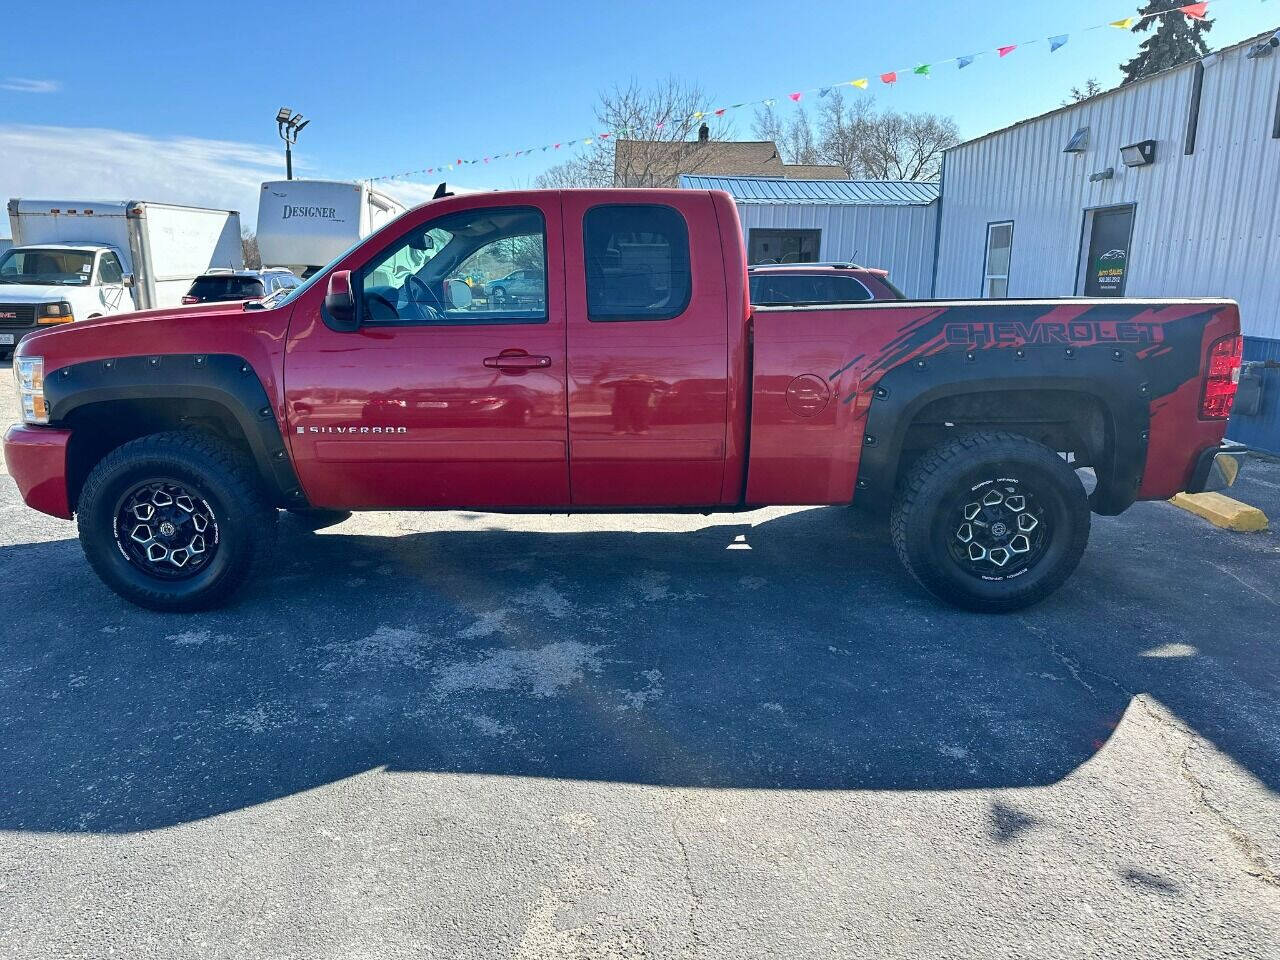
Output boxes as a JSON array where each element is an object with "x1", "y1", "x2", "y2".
[
  {"x1": 934, "y1": 41, "x2": 1280, "y2": 344},
  {"x1": 735, "y1": 201, "x2": 938, "y2": 297}
]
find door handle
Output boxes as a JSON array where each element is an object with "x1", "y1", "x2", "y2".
[{"x1": 484, "y1": 353, "x2": 552, "y2": 370}]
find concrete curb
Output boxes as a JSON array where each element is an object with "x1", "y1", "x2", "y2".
[{"x1": 1168, "y1": 492, "x2": 1269, "y2": 532}]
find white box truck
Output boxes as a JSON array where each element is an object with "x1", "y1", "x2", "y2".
[
  {"x1": 256, "y1": 179, "x2": 405, "y2": 277},
  {"x1": 0, "y1": 199, "x2": 242, "y2": 355}
]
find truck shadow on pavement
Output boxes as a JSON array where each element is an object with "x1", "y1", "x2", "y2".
[{"x1": 0, "y1": 501, "x2": 1276, "y2": 833}]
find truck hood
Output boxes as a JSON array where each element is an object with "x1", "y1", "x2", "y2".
[
  {"x1": 0, "y1": 283, "x2": 85, "y2": 303},
  {"x1": 16, "y1": 299, "x2": 272, "y2": 362}
]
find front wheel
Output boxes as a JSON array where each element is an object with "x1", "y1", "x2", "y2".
[
  {"x1": 890, "y1": 431, "x2": 1090, "y2": 613},
  {"x1": 77, "y1": 431, "x2": 276, "y2": 611}
]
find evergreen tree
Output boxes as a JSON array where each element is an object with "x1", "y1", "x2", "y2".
[{"x1": 1120, "y1": 0, "x2": 1213, "y2": 84}]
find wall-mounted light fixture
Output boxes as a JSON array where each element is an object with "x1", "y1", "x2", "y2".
[
  {"x1": 1120, "y1": 140, "x2": 1157, "y2": 167},
  {"x1": 1063, "y1": 127, "x2": 1089, "y2": 153},
  {"x1": 1245, "y1": 34, "x2": 1277, "y2": 59},
  {"x1": 1088, "y1": 167, "x2": 1115, "y2": 182}
]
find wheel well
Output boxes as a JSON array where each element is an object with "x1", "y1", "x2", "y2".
[
  {"x1": 63, "y1": 398, "x2": 257, "y2": 512},
  {"x1": 895, "y1": 389, "x2": 1111, "y2": 486}
]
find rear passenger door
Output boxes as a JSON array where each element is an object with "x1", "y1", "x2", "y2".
[{"x1": 562, "y1": 193, "x2": 730, "y2": 506}]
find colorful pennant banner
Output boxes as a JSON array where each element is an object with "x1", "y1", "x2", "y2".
[{"x1": 367, "y1": 0, "x2": 1235, "y2": 183}]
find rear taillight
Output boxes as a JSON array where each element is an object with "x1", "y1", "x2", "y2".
[
  {"x1": 181, "y1": 295, "x2": 198, "y2": 304},
  {"x1": 1200, "y1": 334, "x2": 1243, "y2": 419}
]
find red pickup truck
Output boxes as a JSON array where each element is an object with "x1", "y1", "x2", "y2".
[{"x1": 4, "y1": 188, "x2": 1246, "y2": 613}]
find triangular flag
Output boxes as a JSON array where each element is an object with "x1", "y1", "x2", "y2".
[
  {"x1": 1179, "y1": 2, "x2": 1208, "y2": 18},
  {"x1": 1110, "y1": 17, "x2": 1134, "y2": 28},
  {"x1": 997, "y1": 44, "x2": 1017, "y2": 57},
  {"x1": 714, "y1": 107, "x2": 726, "y2": 116},
  {"x1": 914, "y1": 64, "x2": 930, "y2": 76},
  {"x1": 957, "y1": 55, "x2": 975, "y2": 68},
  {"x1": 819, "y1": 86, "x2": 833, "y2": 97},
  {"x1": 763, "y1": 98, "x2": 776, "y2": 107},
  {"x1": 851, "y1": 78, "x2": 869, "y2": 89},
  {"x1": 692, "y1": 111, "x2": 704, "y2": 120},
  {"x1": 553, "y1": 143, "x2": 560, "y2": 149},
  {"x1": 1049, "y1": 34, "x2": 1068, "y2": 51},
  {"x1": 582, "y1": 138, "x2": 592, "y2": 144},
  {"x1": 880, "y1": 71, "x2": 897, "y2": 84},
  {"x1": 655, "y1": 121, "x2": 665, "y2": 131},
  {"x1": 788, "y1": 92, "x2": 802, "y2": 101}
]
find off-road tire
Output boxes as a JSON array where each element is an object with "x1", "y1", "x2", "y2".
[
  {"x1": 890, "y1": 431, "x2": 1090, "y2": 613},
  {"x1": 77, "y1": 431, "x2": 276, "y2": 611}
]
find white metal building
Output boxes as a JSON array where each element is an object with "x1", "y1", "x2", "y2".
[
  {"x1": 931, "y1": 29, "x2": 1280, "y2": 449},
  {"x1": 678, "y1": 175, "x2": 939, "y2": 297}
]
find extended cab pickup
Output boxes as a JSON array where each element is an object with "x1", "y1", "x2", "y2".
[{"x1": 3, "y1": 189, "x2": 1247, "y2": 613}]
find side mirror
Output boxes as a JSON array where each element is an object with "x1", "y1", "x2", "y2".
[
  {"x1": 122, "y1": 274, "x2": 135, "y2": 288},
  {"x1": 444, "y1": 278, "x2": 472, "y2": 309},
  {"x1": 324, "y1": 269, "x2": 359, "y2": 331},
  {"x1": 408, "y1": 233, "x2": 435, "y2": 253}
]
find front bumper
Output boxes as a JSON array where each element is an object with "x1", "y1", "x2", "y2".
[
  {"x1": 0, "y1": 325, "x2": 38, "y2": 352},
  {"x1": 1186, "y1": 441, "x2": 1252, "y2": 494},
  {"x1": 2, "y1": 423, "x2": 72, "y2": 519}
]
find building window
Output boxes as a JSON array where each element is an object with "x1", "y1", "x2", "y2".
[
  {"x1": 982, "y1": 221, "x2": 1014, "y2": 298},
  {"x1": 583, "y1": 204, "x2": 691, "y2": 322},
  {"x1": 747, "y1": 228, "x2": 821, "y2": 265}
]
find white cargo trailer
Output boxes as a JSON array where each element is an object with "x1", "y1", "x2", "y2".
[
  {"x1": 1, "y1": 199, "x2": 242, "y2": 341},
  {"x1": 256, "y1": 179, "x2": 405, "y2": 277}
]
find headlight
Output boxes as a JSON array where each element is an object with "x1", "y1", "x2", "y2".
[
  {"x1": 15, "y1": 357, "x2": 48, "y2": 424},
  {"x1": 37, "y1": 301, "x2": 74, "y2": 325}
]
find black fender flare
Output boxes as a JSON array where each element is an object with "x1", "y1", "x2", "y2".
[
  {"x1": 856, "y1": 344, "x2": 1150, "y2": 516},
  {"x1": 43, "y1": 353, "x2": 307, "y2": 508}
]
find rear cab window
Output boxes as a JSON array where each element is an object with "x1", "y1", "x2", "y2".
[{"x1": 583, "y1": 205, "x2": 691, "y2": 322}]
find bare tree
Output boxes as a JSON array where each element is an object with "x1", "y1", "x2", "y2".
[
  {"x1": 798, "y1": 91, "x2": 958, "y2": 180},
  {"x1": 751, "y1": 103, "x2": 785, "y2": 147},
  {"x1": 753, "y1": 103, "x2": 819, "y2": 164},
  {"x1": 1064, "y1": 78, "x2": 1104, "y2": 104},
  {"x1": 816, "y1": 94, "x2": 877, "y2": 176},
  {"x1": 857, "y1": 110, "x2": 958, "y2": 180},
  {"x1": 535, "y1": 78, "x2": 724, "y2": 188},
  {"x1": 241, "y1": 229, "x2": 261, "y2": 269}
]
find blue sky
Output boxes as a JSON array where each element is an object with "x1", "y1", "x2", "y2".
[{"x1": 0, "y1": 0, "x2": 1277, "y2": 221}]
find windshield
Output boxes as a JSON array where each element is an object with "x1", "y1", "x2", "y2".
[{"x1": 0, "y1": 248, "x2": 95, "y2": 286}]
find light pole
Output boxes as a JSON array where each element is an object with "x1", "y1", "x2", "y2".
[{"x1": 276, "y1": 107, "x2": 310, "y2": 180}]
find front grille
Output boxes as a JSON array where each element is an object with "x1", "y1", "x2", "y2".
[{"x1": 0, "y1": 304, "x2": 37, "y2": 329}]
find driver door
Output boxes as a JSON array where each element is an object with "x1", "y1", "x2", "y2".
[
  {"x1": 95, "y1": 251, "x2": 134, "y2": 313},
  {"x1": 283, "y1": 194, "x2": 569, "y2": 510}
]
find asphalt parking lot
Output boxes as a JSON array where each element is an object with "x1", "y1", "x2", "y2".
[{"x1": 1, "y1": 359, "x2": 1278, "y2": 958}]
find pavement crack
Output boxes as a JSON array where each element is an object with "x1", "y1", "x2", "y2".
[
  {"x1": 1020, "y1": 618, "x2": 1131, "y2": 699},
  {"x1": 667, "y1": 792, "x2": 704, "y2": 959},
  {"x1": 1133, "y1": 697, "x2": 1280, "y2": 890}
]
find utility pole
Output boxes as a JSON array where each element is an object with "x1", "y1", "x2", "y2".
[{"x1": 275, "y1": 108, "x2": 310, "y2": 180}]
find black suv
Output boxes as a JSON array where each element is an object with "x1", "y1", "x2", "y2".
[{"x1": 182, "y1": 268, "x2": 299, "y2": 305}]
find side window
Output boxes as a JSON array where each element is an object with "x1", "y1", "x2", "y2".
[
  {"x1": 360, "y1": 206, "x2": 547, "y2": 325},
  {"x1": 98, "y1": 252, "x2": 124, "y2": 285},
  {"x1": 583, "y1": 204, "x2": 691, "y2": 322},
  {"x1": 982, "y1": 221, "x2": 1013, "y2": 299}
]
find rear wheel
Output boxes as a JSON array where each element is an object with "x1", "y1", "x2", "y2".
[
  {"x1": 890, "y1": 431, "x2": 1090, "y2": 613},
  {"x1": 77, "y1": 431, "x2": 276, "y2": 611}
]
